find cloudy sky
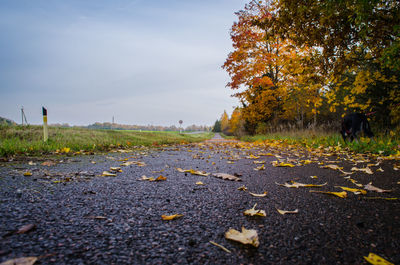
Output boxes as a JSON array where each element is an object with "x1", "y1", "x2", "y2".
[{"x1": 0, "y1": 0, "x2": 247, "y2": 126}]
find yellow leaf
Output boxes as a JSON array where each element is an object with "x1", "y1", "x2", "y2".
[
  {"x1": 254, "y1": 165, "x2": 265, "y2": 171},
  {"x1": 161, "y1": 214, "x2": 183, "y2": 220},
  {"x1": 23, "y1": 171, "x2": 32, "y2": 176},
  {"x1": 110, "y1": 167, "x2": 122, "y2": 172},
  {"x1": 246, "y1": 154, "x2": 260, "y2": 159},
  {"x1": 362, "y1": 197, "x2": 398, "y2": 200},
  {"x1": 195, "y1": 181, "x2": 204, "y2": 185},
  {"x1": 0, "y1": 257, "x2": 38, "y2": 265},
  {"x1": 121, "y1": 161, "x2": 146, "y2": 167},
  {"x1": 364, "y1": 252, "x2": 394, "y2": 265},
  {"x1": 309, "y1": 190, "x2": 347, "y2": 198},
  {"x1": 276, "y1": 208, "x2": 299, "y2": 215},
  {"x1": 213, "y1": 173, "x2": 241, "y2": 181},
  {"x1": 237, "y1": 185, "x2": 247, "y2": 191},
  {"x1": 60, "y1": 147, "x2": 71, "y2": 153},
  {"x1": 209, "y1": 241, "x2": 231, "y2": 253},
  {"x1": 253, "y1": 160, "x2": 265, "y2": 164},
  {"x1": 310, "y1": 176, "x2": 318, "y2": 179},
  {"x1": 244, "y1": 203, "x2": 266, "y2": 217},
  {"x1": 225, "y1": 227, "x2": 259, "y2": 247},
  {"x1": 102, "y1": 171, "x2": 117, "y2": 177},
  {"x1": 272, "y1": 161, "x2": 295, "y2": 167},
  {"x1": 335, "y1": 186, "x2": 367, "y2": 195},
  {"x1": 249, "y1": 191, "x2": 268, "y2": 197}
]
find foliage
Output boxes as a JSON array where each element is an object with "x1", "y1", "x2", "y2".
[
  {"x1": 212, "y1": 119, "x2": 222, "y2": 132},
  {"x1": 220, "y1": 111, "x2": 231, "y2": 135}
]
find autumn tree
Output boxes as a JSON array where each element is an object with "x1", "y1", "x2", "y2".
[
  {"x1": 229, "y1": 108, "x2": 245, "y2": 136},
  {"x1": 220, "y1": 111, "x2": 230, "y2": 135},
  {"x1": 277, "y1": 0, "x2": 400, "y2": 126}
]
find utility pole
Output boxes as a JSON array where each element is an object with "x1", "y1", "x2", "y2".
[{"x1": 21, "y1": 106, "x2": 28, "y2": 125}]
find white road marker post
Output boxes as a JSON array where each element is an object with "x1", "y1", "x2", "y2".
[{"x1": 42, "y1": 107, "x2": 48, "y2": 142}]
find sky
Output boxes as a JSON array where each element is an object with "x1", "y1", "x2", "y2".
[{"x1": 0, "y1": 0, "x2": 248, "y2": 126}]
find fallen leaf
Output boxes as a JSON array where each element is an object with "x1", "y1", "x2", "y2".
[
  {"x1": 335, "y1": 186, "x2": 367, "y2": 195},
  {"x1": 244, "y1": 203, "x2": 266, "y2": 217},
  {"x1": 362, "y1": 197, "x2": 398, "y2": 200},
  {"x1": 16, "y1": 224, "x2": 36, "y2": 234},
  {"x1": 212, "y1": 173, "x2": 241, "y2": 181},
  {"x1": 364, "y1": 182, "x2": 391, "y2": 193},
  {"x1": 121, "y1": 161, "x2": 146, "y2": 167},
  {"x1": 246, "y1": 154, "x2": 260, "y2": 159},
  {"x1": 363, "y1": 252, "x2": 394, "y2": 265},
  {"x1": 110, "y1": 167, "x2": 122, "y2": 172},
  {"x1": 249, "y1": 191, "x2": 268, "y2": 197},
  {"x1": 310, "y1": 176, "x2": 318, "y2": 179},
  {"x1": 139, "y1": 175, "x2": 154, "y2": 181},
  {"x1": 254, "y1": 165, "x2": 265, "y2": 171},
  {"x1": 253, "y1": 160, "x2": 265, "y2": 164},
  {"x1": 344, "y1": 177, "x2": 364, "y2": 187},
  {"x1": 275, "y1": 181, "x2": 327, "y2": 188},
  {"x1": 237, "y1": 185, "x2": 247, "y2": 191},
  {"x1": 86, "y1": 216, "x2": 107, "y2": 220},
  {"x1": 177, "y1": 168, "x2": 210, "y2": 176},
  {"x1": 0, "y1": 257, "x2": 38, "y2": 265},
  {"x1": 376, "y1": 167, "x2": 384, "y2": 172},
  {"x1": 225, "y1": 227, "x2": 259, "y2": 247},
  {"x1": 23, "y1": 172, "x2": 32, "y2": 176},
  {"x1": 161, "y1": 214, "x2": 183, "y2": 220},
  {"x1": 271, "y1": 161, "x2": 295, "y2": 167},
  {"x1": 351, "y1": 167, "x2": 373, "y2": 174},
  {"x1": 28, "y1": 161, "x2": 36, "y2": 166},
  {"x1": 41, "y1": 161, "x2": 56, "y2": 166},
  {"x1": 195, "y1": 181, "x2": 205, "y2": 185},
  {"x1": 309, "y1": 190, "x2": 347, "y2": 198},
  {"x1": 102, "y1": 171, "x2": 117, "y2": 177},
  {"x1": 276, "y1": 208, "x2": 299, "y2": 215},
  {"x1": 209, "y1": 241, "x2": 231, "y2": 253},
  {"x1": 321, "y1": 164, "x2": 343, "y2": 171},
  {"x1": 154, "y1": 175, "x2": 167, "y2": 181}
]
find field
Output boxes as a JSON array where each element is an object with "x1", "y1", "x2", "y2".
[{"x1": 0, "y1": 125, "x2": 213, "y2": 157}]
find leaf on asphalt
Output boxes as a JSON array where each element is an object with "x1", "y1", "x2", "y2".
[
  {"x1": 195, "y1": 181, "x2": 205, "y2": 185},
  {"x1": 335, "y1": 186, "x2": 367, "y2": 195},
  {"x1": 363, "y1": 252, "x2": 394, "y2": 265},
  {"x1": 86, "y1": 215, "x2": 107, "y2": 220},
  {"x1": 154, "y1": 175, "x2": 167, "y2": 181},
  {"x1": 275, "y1": 181, "x2": 327, "y2": 188},
  {"x1": 351, "y1": 167, "x2": 373, "y2": 174},
  {"x1": 243, "y1": 203, "x2": 266, "y2": 217},
  {"x1": 177, "y1": 168, "x2": 210, "y2": 176},
  {"x1": 246, "y1": 154, "x2": 260, "y2": 159},
  {"x1": 253, "y1": 165, "x2": 265, "y2": 171},
  {"x1": 41, "y1": 160, "x2": 56, "y2": 166},
  {"x1": 361, "y1": 197, "x2": 398, "y2": 201},
  {"x1": 376, "y1": 167, "x2": 384, "y2": 172},
  {"x1": 225, "y1": 227, "x2": 259, "y2": 247},
  {"x1": 121, "y1": 161, "x2": 146, "y2": 167},
  {"x1": 310, "y1": 176, "x2": 318, "y2": 179},
  {"x1": 209, "y1": 241, "x2": 231, "y2": 253},
  {"x1": 344, "y1": 176, "x2": 364, "y2": 187},
  {"x1": 276, "y1": 208, "x2": 299, "y2": 215},
  {"x1": 249, "y1": 191, "x2": 268, "y2": 197},
  {"x1": 321, "y1": 164, "x2": 343, "y2": 171},
  {"x1": 23, "y1": 171, "x2": 32, "y2": 176},
  {"x1": 0, "y1": 256, "x2": 38, "y2": 265},
  {"x1": 309, "y1": 190, "x2": 347, "y2": 198},
  {"x1": 102, "y1": 171, "x2": 117, "y2": 177},
  {"x1": 28, "y1": 161, "x2": 36, "y2": 166},
  {"x1": 161, "y1": 214, "x2": 183, "y2": 221},
  {"x1": 253, "y1": 160, "x2": 265, "y2": 164},
  {"x1": 16, "y1": 224, "x2": 36, "y2": 234},
  {"x1": 271, "y1": 161, "x2": 295, "y2": 167},
  {"x1": 212, "y1": 173, "x2": 241, "y2": 181},
  {"x1": 339, "y1": 170, "x2": 354, "y2": 176},
  {"x1": 110, "y1": 167, "x2": 122, "y2": 172},
  {"x1": 364, "y1": 182, "x2": 391, "y2": 193},
  {"x1": 237, "y1": 185, "x2": 247, "y2": 191},
  {"x1": 139, "y1": 175, "x2": 153, "y2": 181}
]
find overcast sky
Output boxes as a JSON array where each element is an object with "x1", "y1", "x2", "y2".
[{"x1": 0, "y1": 0, "x2": 247, "y2": 126}]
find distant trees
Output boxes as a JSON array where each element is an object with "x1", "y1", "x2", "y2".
[
  {"x1": 87, "y1": 122, "x2": 210, "y2": 132},
  {"x1": 212, "y1": 120, "x2": 221, "y2": 132}
]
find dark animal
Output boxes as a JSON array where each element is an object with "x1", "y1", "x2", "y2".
[{"x1": 340, "y1": 113, "x2": 374, "y2": 142}]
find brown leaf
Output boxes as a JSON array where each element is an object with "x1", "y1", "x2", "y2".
[
  {"x1": 0, "y1": 257, "x2": 38, "y2": 265},
  {"x1": 212, "y1": 173, "x2": 241, "y2": 181},
  {"x1": 364, "y1": 182, "x2": 392, "y2": 193},
  {"x1": 16, "y1": 224, "x2": 36, "y2": 234}
]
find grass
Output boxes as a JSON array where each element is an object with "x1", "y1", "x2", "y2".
[
  {"x1": 0, "y1": 125, "x2": 214, "y2": 157},
  {"x1": 241, "y1": 129, "x2": 400, "y2": 156}
]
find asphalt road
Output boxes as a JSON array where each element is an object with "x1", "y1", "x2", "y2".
[{"x1": 0, "y1": 134, "x2": 399, "y2": 264}]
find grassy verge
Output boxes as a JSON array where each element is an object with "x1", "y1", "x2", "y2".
[
  {"x1": 0, "y1": 125, "x2": 214, "y2": 157},
  {"x1": 220, "y1": 133, "x2": 236, "y2": 140},
  {"x1": 241, "y1": 129, "x2": 400, "y2": 156}
]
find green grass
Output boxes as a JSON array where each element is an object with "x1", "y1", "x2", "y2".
[
  {"x1": 0, "y1": 125, "x2": 214, "y2": 157},
  {"x1": 241, "y1": 129, "x2": 400, "y2": 156}
]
